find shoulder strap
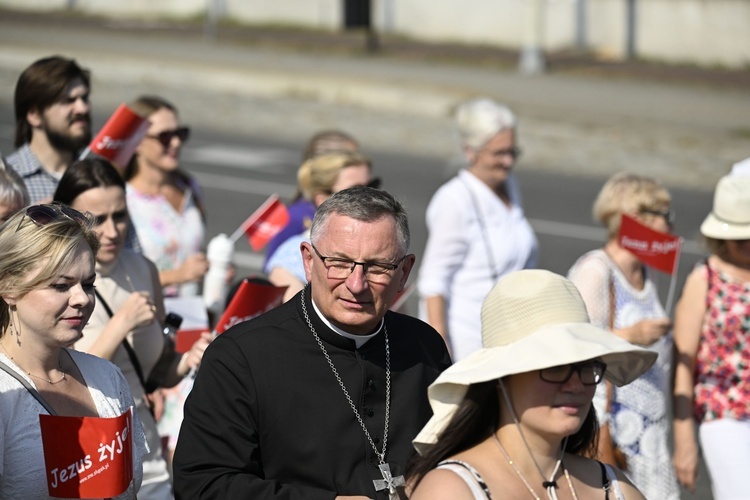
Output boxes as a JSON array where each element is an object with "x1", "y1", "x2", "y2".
[
  {"x1": 0, "y1": 359, "x2": 57, "y2": 415},
  {"x1": 438, "y1": 460, "x2": 492, "y2": 499},
  {"x1": 597, "y1": 460, "x2": 611, "y2": 499},
  {"x1": 599, "y1": 461, "x2": 626, "y2": 500},
  {"x1": 703, "y1": 257, "x2": 714, "y2": 307},
  {"x1": 608, "y1": 270, "x2": 615, "y2": 330},
  {"x1": 94, "y1": 289, "x2": 149, "y2": 391},
  {"x1": 458, "y1": 175, "x2": 499, "y2": 283}
]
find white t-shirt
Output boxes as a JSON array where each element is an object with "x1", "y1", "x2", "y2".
[{"x1": 0, "y1": 349, "x2": 148, "y2": 499}]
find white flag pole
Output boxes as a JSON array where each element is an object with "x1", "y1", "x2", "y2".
[
  {"x1": 229, "y1": 194, "x2": 279, "y2": 244},
  {"x1": 664, "y1": 237, "x2": 683, "y2": 315}
]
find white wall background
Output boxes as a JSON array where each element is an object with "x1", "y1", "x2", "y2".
[{"x1": 1, "y1": 0, "x2": 748, "y2": 67}]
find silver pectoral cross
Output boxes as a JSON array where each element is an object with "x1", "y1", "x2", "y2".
[{"x1": 373, "y1": 462, "x2": 405, "y2": 500}]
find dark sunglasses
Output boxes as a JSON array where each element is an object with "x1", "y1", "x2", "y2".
[
  {"x1": 538, "y1": 360, "x2": 607, "y2": 386},
  {"x1": 14, "y1": 203, "x2": 89, "y2": 233},
  {"x1": 641, "y1": 208, "x2": 675, "y2": 225},
  {"x1": 146, "y1": 126, "x2": 190, "y2": 148}
]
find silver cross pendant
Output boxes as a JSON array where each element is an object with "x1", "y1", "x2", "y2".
[{"x1": 373, "y1": 463, "x2": 405, "y2": 500}]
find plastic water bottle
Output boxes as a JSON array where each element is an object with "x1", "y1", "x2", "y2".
[{"x1": 203, "y1": 233, "x2": 234, "y2": 316}]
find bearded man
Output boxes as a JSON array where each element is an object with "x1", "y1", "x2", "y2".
[{"x1": 6, "y1": 56, "x2": 92, "y2": 203}]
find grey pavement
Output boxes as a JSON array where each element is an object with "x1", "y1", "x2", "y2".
[
  {"x1": 0, "y1": 11, "x2": 749, "y2": 191},
  {"x1": 0, "y1": 10, "x2": 724, "y2": 499}
]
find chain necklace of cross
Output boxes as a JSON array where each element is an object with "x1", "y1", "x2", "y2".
[{"x1": 301, "y1": 288, "x2": 405, "y2": 499}]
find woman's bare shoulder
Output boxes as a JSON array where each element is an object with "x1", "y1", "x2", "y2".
[
  {"x1": 410, "y1": 467, "x2": 478, "y2": 500},
  {"x1": 565, "y1": 455, "x2": 645, "y2": 500}
]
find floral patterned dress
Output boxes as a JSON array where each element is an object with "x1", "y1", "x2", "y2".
[
  {"x1": 694, "y1": 261, "x2": 750, "y2": 423},
  {"x1": 126, "y1": 183, "x2": 205, "y2": 297}
]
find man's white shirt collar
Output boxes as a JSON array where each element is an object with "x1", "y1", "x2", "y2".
[{"x1": 311, "y1": 298, "x2": 383, "y2": 348}]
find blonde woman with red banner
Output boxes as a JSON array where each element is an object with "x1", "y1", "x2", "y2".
[
  {"x1": 567, "y1": 172, "x2": 679, "y2": 499},
  {"x1": 0, "y1": 202, "x2": 147, "y2": 499},
  {"x1": 673, "y1": 174, "x2": 750, "y2": 499}
]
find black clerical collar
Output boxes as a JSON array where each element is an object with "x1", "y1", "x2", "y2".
[{"x1": 310, "y1": 298, "x2": 383, "y2": 348}]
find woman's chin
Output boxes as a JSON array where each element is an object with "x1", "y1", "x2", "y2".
[{"x1": 96, "y1": 249, "x2": 120, "y2": 266}]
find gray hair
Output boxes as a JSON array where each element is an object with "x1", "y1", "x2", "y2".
[
  {"x1": 310, "y1": 186, "x2": 410, "y2": 255},
  {"x1": 456, "y1": 98, "x2": 517, "y2": 151},
  {"x1": 0, "y1": 159, "x2": 30, "y2": 212}
]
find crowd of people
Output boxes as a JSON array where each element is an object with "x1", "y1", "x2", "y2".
[{"x1": 0, "y1": 53, "x2": 747, "y2": 500}]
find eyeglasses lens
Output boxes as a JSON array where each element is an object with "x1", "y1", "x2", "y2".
[
  {"x1": 18, "y1": 203, "x2": 88, "y2": 233},
  {"x1": 25, "y1": 205, "x2": 59, "y2": 225},
  {"x1": 539, "y1": 361, "x2": 606, "y2": 386},
  {"x1": 156, "y1": 127, "x2": 190, "y2": 147}
]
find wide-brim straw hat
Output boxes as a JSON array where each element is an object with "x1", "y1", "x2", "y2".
[
  {"x1": 413, "y1": 269, "x2": 657, "y2": 454},
  {"x1": 700, "y1": 174, "x2": 750, "y2": 240}
]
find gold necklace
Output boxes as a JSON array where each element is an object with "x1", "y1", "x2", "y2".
[
  {"x1": 493, "y1": 433, "x2": 580, "y2": 500},
  {"x1": 0, "y1": 341, "x2": 67, "y2": 384},
  {"x1": 494, "y1": 433, "x2": 541, "y2": 500}
]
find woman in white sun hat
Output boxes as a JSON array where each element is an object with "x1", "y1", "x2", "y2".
[
  {"x1": 407, "y1": 269, "x2": 656, "y2": 500},
  {"x1": 673, "y1": 174, "x2": 750, "y2": 499}
]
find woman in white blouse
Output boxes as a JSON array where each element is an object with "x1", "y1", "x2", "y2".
[{"x1": 418, "y1": 98, "x2": 538, "y2": 361}]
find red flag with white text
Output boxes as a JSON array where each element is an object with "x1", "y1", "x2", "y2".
[
  {"x1": 232, "y1": 194, "x2": 289, "y2": 251},
  {"x1": 83, "y1": 104, "x2": 150, "y2": 169},
  {"x1": 213, "y1": 278, "x2": 287, "y2": 334},
  {"x1": 39, "y1": 407, "x2": 134, "y2": 498},
  {"x1": 618, "y1": 214, "x2": 682, "y2": 275},
  {"x1": 176, "y1": 280, "x2": 287, "y2": 349}
]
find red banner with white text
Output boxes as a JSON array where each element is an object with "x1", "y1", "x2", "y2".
[
  {"x1": 618, "y1": 214, "x2": 682, "y2": 275},
  {"x1": 231, "y1": 194, "x2": 290, "y2": 251},
  {"x1": 214, "y1": 278, "x2": 287, "y2": 335},
  {"x1": 84, "y1": 104, "x2": 150, "y2": 169},
  {"x1": 39, "y1": 407, "x2": 134, "y2": 498}
]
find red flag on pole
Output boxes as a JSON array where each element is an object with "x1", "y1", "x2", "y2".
[
  {"x1": 213, "y1": 278, "x2": 287, "y2": 335},
  {"x1": 82, "y1": 104, "x2": 150, "y2": 169},
  {"x1": 229, "y1": 194, "x2": 290, "y2": 251},
  {"x1": 39, "y1": 407, "x2": 134, "y2": 498},
  {"x1": 618, "y1": 214, "x2": 682, "y2": 275}
]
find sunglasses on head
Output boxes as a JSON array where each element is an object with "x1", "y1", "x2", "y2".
[
  {"x1": 146, "y1": 126, "x2": 190, "y2": 148},
  {"x1": 13, "y1": 203, "x2": 89, "y2": 233}
]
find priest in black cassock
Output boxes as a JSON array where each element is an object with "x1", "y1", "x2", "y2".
[{"x1": 173, "y1": 186, "x2": 452, "y2": 500}]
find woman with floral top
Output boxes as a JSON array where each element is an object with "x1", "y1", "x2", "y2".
[{"x1": 673, "y1": 174, "x2": 750, "y2": 499}]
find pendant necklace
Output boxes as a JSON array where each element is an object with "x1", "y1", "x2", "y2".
[
  {"x1": 493, "y1": 433, "x2": 579, "y2": 500},
  {"x1": 301, "y1": 287, "x2": 404, "y2": 499},
  {"x1": 0, "y1": 341, "x2": 67, "y2": 384}
]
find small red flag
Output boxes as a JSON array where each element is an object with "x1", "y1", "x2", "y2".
[
  {"x1": 234, "y1": 195, "x2": 290, "y2": 251},
  {"x1": 214, "y1": 278, "x2": 287, "y2": 335},
  {"x1": 618, "y1": 214, "x2": 682, "y2": 275},
  {"x1": 39, "y1": 407, "x2": 134, "y2": 498},
  {"x1": 83, "y1": 104, "x2": 150, "y2": 169}
]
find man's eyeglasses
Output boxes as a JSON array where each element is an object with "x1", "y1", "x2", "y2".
[
  {"x1": 310, "y1": 244, "x2": 405, "y2": 284},
  {"x1": 640, "y1": 208, "x2": 674, "y2": 225},
  {"x1": 538, "y1": 360, "x2": 607, "y2": 386},
  {"x1": 14, "y1": 203, "x2": 89, "y2": 233},
  {"x1": 146, "y1": 126, "x2": 190, "y2": 148}
]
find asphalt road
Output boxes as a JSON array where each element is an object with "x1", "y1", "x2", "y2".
[{"x1": 0, "y1": 88, "x2": 715, "y2": 500}]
